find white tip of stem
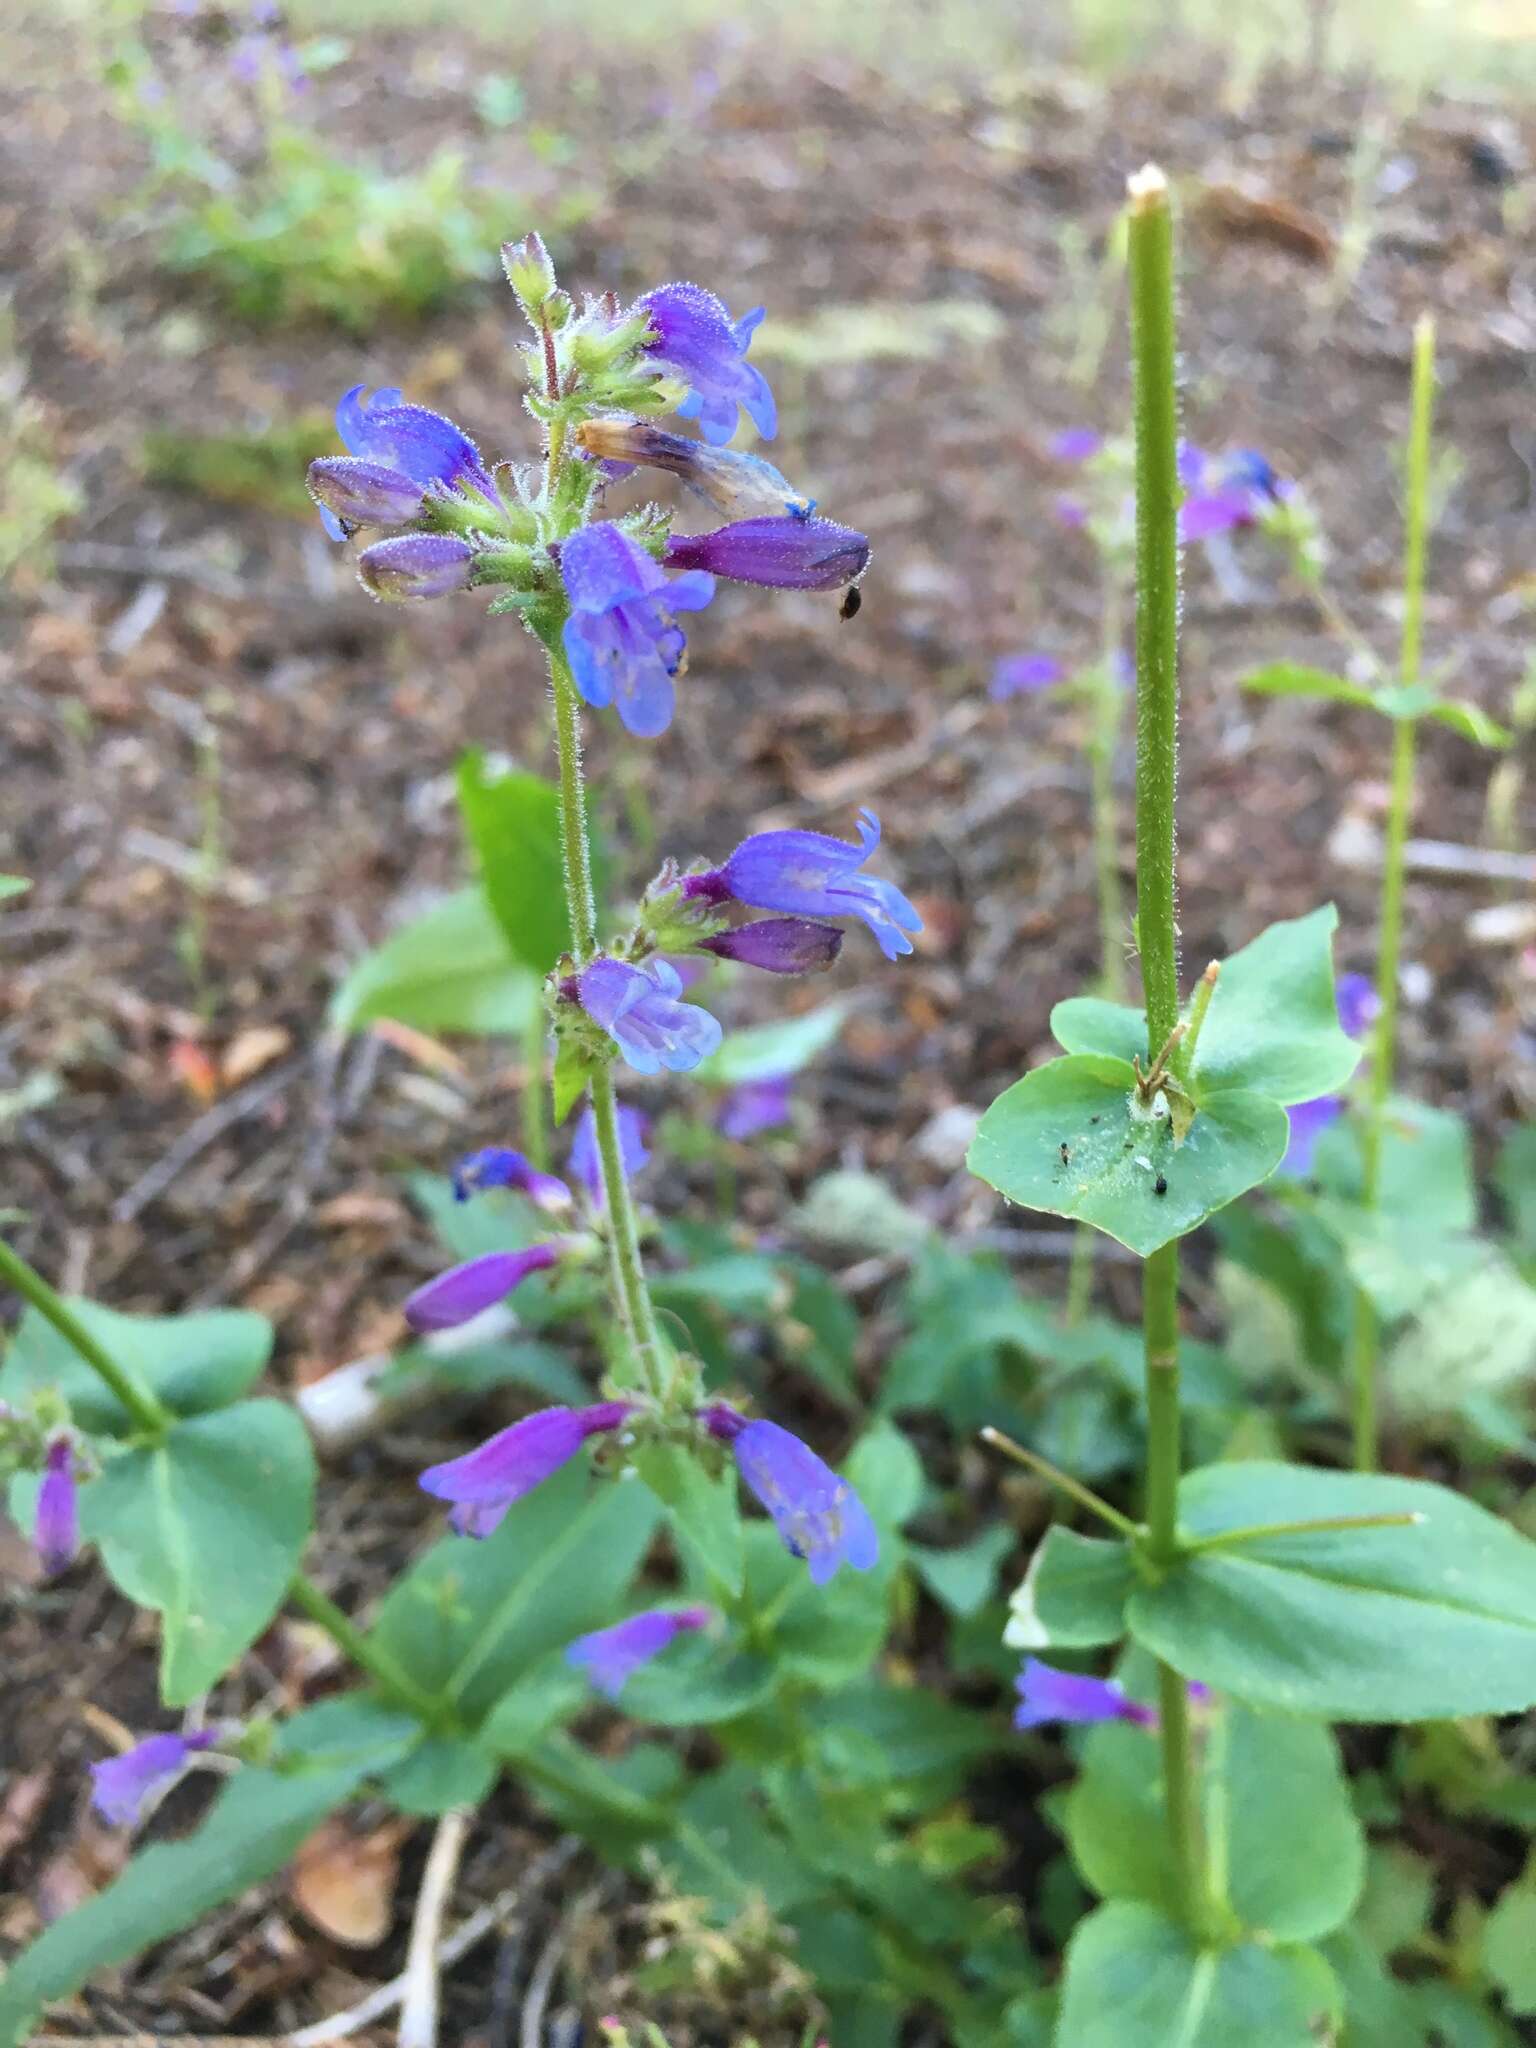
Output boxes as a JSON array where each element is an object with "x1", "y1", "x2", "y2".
[{"x1": 1127, "y1": 163, "x2": 1169, "y2": 210}]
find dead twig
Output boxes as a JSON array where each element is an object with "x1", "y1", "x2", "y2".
[
  {"x1": 397, "y1": 1808, "x2": 474, "y2": 2048},
  {"x1": 285, "y1": 1838, "x2": 581, "y2": 2048}
]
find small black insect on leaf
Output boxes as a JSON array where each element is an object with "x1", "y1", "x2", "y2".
[
  {"x1": 1154, "y1": 1173, "x2": 1169, "y2": 1197},
  {"x1": 839, "y1": 585, "x2": 863, "y2": 622}
]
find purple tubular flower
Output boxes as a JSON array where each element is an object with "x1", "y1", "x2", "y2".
[
  {"x1": 307, "y1": 457, "x2": 427, "y2": 531},
  {"x1": 560, "y1": 522, "x2": 715, "y2": 738},
  {"x1": 991, "y1": 652, "x2": 1066, "y2": 701},
  {"x1": 1179, "y1": 489, "x2": 1257, "y2": 543},
  {"x1": 357, "y1": 533, "x2": 475, "y2": 602},
  {"x1": 404, "y1": 1245, "x2": 561, "y2": 1334},
  {"x1": 419, "y1": 1401, "x2": 635, "y2": 1538},
  {"x1": 1051, "y1": 428, "x2": 1103, "y2": 463},
  {"x1": 663, "y1": 517, "x2": 869, "y2": 592},
  {"x1": 698, "y1": 916, "x2": 842, "y2": 975},
  {"x1": 1335, "y1": 971, "x2": 1381, "y2": 1043},
  {"x1": 638, "y1": 282, "x2": 777, "y2": 444},
  {"x1": 687, "y1": 809, "x2": 921, "y2": 962},
  {"x1": 703, "y1": 1408, "x2": 878, "y2": 1585},
  {"x1": 91, "y1": 1730, "x2": 217, "y2": 1826},
  {"x1": 1280, "y1": 1094, "x2": 1345, "y2": 1178},
  {"x1": 575, "y1": 422, "x2": 812, "y2": 520},
  {"x1": 570, "y1": 1104, "x2": 651, "y2": 1209},
  {"x1": 35, "y1": 1435, "x2": 79, "y2": 1578},
  {"x1": 576, "y1": 958, "x2": 723, "y2": 1075},
  {"x1": 1013, "y1": 1660, "x2": 1156, "y2": 1731},
  {"x1": 718, "y1": 1073, "x2": 794, "y2": 1140},
  {"x1": 315, "y1": 384, "x2": 496, "y2": 541},
  {"x1": 452, "y1": 1146, "x2": 572, "y2": 1213},
  {"x1": 565, "y1": 1604, "x2": 713, "y2": 1699},
  {"x1": 1281, "y1": 970, "x2": 1381, "y2": 1176}
]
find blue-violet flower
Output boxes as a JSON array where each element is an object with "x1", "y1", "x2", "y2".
[
  {"x1": 576, "y1": 958, "x2": 723, "y2": 1075},
  {"x1": 638, "y1": 283, "x2": 776, "y2": 445},
  {"x1": 703, "y1": 1407, "x2": 878, "y2": 1585},
  {"x1": 311, "y1": 385, "x2": 495, "y2": 541},
  {"x1": 685, "y1": 809, "x2": 921, "y2": 962},
  {"x1": 560, "y1": 522, "x2": 715, "y2": 738}
]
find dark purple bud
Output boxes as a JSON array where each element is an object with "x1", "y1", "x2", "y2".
[
  {"x1": 664, "y1": 516, "x2": 869, "y2": 592},
  {"x1": 306, "y1": 457, "x2": 425, "y2": 531},
  {"x1": 35, "y1": 1435, "x2": 80, "y2": 1577},
  {"x1": 698, "y1": 916, "x2": 842, "y2": 975},
  {"x1": 357, "y1": 533, "x2": 475, "y2": 602},
  {"x1": 404, "y1": 1245, "x2": 562, "y2": 1333}
]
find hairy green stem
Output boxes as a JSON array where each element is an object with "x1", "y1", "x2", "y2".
[
  {"x1": 0, "y1": 1238, "x2": 172, "y2": 1437},
  {"x1": 1351, "y1": 313, "x2": 1435, "y2": 1472},
  {"x1": 1128, "y1": 164, "x2": 1207, "y2": 1936},
  {"x1": 543, "y1": 643, "x2": 667, "y2": 1398},
  {"x1": 521, "y1": 1000, "x2": 550, "y2": 1171},
  {"x1": 288, "y1": 1574, "x2": 442, "y2": 1722}
]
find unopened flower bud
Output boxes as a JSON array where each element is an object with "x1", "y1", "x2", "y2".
[
  {"x1": 698, "y1": 916, "x2": 842, "y2": 975},
  {"x1": 664, "y1": 516, "x2": 869, "y2": 592},
  {"x1": 307, "y1": 457, "x2": 426, "y2": 531},
  {"x1": 356, "y1": 533, "x2": 475, "y2": 602},
  {"x1": 503, "y1": 231, "x2": 559, "y2": 320}
]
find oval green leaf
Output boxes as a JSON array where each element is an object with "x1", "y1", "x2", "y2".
[
  {"x1": 1, "y1": 1301, "x2": 273, "y2": 1435},
  {"x1": 1127, "y1": 1461, "x2": 1536, "y2": 1720},
  {"x1": 968, "y1": 1053, "x2": 1288, "y2": 1257},
  {"x1": 1056, "y1": 1901, "x2": 1340, "y2": 2048},
  {"x1": 82, "y1": 1400, "x2": 316, "y2": 1705}
]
